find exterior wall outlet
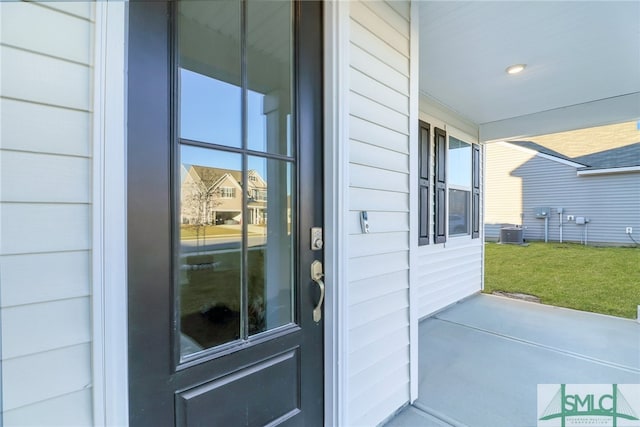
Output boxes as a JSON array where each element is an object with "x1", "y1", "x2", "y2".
[
  {"x1": 567, "y1": 215, "x2": 574, "y2": 221},
  {"x1": 626, "y1": 227, "x2": 633, "y2": 234}
]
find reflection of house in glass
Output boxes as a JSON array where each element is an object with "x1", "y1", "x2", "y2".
[{"x1": 180, "y1": 165, "x2": 267, "y2": 226}]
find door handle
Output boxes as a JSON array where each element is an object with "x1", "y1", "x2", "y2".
[{"x1": 310, "y1": 260, "x2": 324, "y2": 322}]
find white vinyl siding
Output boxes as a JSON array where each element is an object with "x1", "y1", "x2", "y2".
[
  {"x1": 416, "y1": 110, "x2": 483, "y2": 320},
  {"x1": 417, "y1": 243, "x2": 483, "y2": 316},
  {"x1": 0, "y1": 1, "x2": 95, "y2": 424},
  {"x1": 348, "y1": 1, "x2": 411, "y2": 425},
  {"x1": 486, "y1": 142, "x2": 640, "y2": 245}
]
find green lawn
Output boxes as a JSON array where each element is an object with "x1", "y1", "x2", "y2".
[
  {"x1": 483, "y1": 242, "x2": 640, "y2": 319},
  {"x1": 180, "y1": 224, "x2": 264, "y2": 239}
]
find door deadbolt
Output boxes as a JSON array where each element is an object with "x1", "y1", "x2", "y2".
[{"x1": 311, "y1": 227, "x2": 323, "y2": 250}]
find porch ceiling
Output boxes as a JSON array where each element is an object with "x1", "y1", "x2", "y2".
[{"x1": 418, "y1": 1, "x2": 640, "y2": 139}]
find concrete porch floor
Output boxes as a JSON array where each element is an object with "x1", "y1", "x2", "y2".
[{"x1": 384, "y1": 294, "x2": 640, "y2": 427}]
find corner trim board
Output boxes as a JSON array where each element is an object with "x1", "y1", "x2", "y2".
[{"x1": 91, "y1": 2, "x2": 129, "y2": 426}]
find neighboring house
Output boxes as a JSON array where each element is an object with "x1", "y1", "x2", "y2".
[
  {"x1": 0, "y1": 1, "x2": 638, "y2": 427},
  {"x1": 181, "y1": 166, "x2": 267, "y2": 225},
  {"x1": 486, "y1": 140, "x2": 640, "y2": 245}
]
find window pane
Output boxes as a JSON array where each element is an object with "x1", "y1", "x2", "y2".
[
  {"x1": 247, "y1": 1, "x2": 293, "y2": 156},
  {"x1": 178, "y1": 1, "x2": 241, "y2": 148},
  {"x1": 179, "y1": 145, "x2": 243, "y2": 357},
  {"x1": 448, "y1": 137, "x2": 471, "y2": 187},
  {"x1": 247, "y1": 156, "x2": 295, "y2": 335},
  {"x1": 449, "y1": 189, "x2": 470, "y2": 235}
]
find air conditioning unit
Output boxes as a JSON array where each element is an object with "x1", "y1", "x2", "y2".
[{"x1": 500, "y1": 227, "x2": 523, "y2": 244}]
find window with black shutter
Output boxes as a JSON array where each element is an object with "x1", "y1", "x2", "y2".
[{"x1": 419, "y1": 121, "x2": 430, "y2": 245}]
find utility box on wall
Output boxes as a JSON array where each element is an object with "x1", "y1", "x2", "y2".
[{"x1": 535, "y1": 207, "x2": 551, "y2": 218}]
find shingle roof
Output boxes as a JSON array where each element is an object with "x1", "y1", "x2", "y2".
[
  {"x1": 505, "y1": 141, "x2": 640, "y2": 169},
  {"x1": 573, "y1": 143, "x2": 640, "y2": 169},
  {"x1": 505, "y1": 141, "x2": 581, "y2": 164}
]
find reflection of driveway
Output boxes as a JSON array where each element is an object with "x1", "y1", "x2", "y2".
[{"x1": 181, "y1": 235, "x2": 266, "y2": 253}]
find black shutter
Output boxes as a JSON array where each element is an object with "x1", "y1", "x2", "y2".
[
  {"x1": 419, "y1": 121, "x2": 430, "y2": 245},
  {"x1": 472, "y1": 143, "x2": 480, "y2": 239},
  {"x1": 434, "y1": 127, "x2": 447, "y2": 243}
]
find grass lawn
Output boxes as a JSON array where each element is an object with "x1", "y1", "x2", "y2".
[
  {"x1": 483, "y1": 242, "x2": 640, "y2": 319},
  {"x1": 180, "y1": 224, "x2": 264, "y2": 239}
]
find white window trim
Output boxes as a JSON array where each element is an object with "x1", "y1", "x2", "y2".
[
  {"x1": 92, "y1": 2, "x2": 129, "y2": 426},
  {"x1": 447, "y1": 132, "x2": 475, "y2": 239}
]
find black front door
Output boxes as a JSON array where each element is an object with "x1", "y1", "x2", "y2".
[{"x1": 127, "y1": 1, "x2": 324, "y2": 425}]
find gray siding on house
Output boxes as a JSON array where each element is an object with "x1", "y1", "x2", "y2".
[
  {"x1": 348, "y1": 1, "x2": 411, "y2": 425},
  {"x1": 0, "y1": 2, "x2": 94, "y2": 424},
  {"x1": 486, "y1": 143, "x2": 640, "y2": 245}
]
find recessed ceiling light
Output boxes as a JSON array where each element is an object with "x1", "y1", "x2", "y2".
[{"x1": 506, "y1": 64, "x2": 526, "y2": 75}]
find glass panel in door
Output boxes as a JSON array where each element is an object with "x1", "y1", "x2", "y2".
[{"x1": 176, "y1": 0, "x2": 296, "y2": 360}]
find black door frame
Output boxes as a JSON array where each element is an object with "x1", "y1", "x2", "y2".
[{"x1": 126, "y1": 1, "x2": 325, "y2": 424}]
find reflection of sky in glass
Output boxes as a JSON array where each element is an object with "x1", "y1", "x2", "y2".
[
  {"x1": 449, "y1": 136, "x2": 471, "y2": 187},
  {"x1": 180, "y1": 69, "x2": 266, "y2": 151}
]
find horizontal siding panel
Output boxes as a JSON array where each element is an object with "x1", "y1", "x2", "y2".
[
  {"x1": 350, "y1": 163, "x2": 408, "y2": 193},
  {"x1": 350, "y1": 67, "x2": 409, "y2": 116},
  {"x1": 417, "y1": 243, "x2": 482, "y2": 266},
  {"x1": 347, "y1": 211, "x2": 409, "y2": 235},
  {"x1": 350, "y1": 91, "x2": 409, "y2": 135},
  {"x1": 350, "y1": 115, "x2": 409, "y2": 154},
  {"x1": 417, "y1": 259, "x2": 481, "y2": 291},
  {"x1": 364, "y1": 1, "x2": 410, "y2": 36},
  {"x1": 417, "y1": 267, "x2": 482, "y2": 298},
  {"x1": 1, "y1": 151, "x2": 90, "y2": 203},
  {"x1": 2, "y1": 343, "x2": 91, "y2": 411},
  {"x1": 33, "y1": 1, "x2": 94, "y2": 20},
  {"x1": 349, "y1": 270, "x2": 409, "y2": 305},
  {"x1": 349, "y1": 366, "x2": 409, "y2": 426},
  {"x1": 350, "y1": 289, "x2": 408, "y2": 329},
  {"x1": 416, "y1": 245, "x2": 482, "y2": 318},
  {"x1": 1, "y1": 2, "x2": 92, "y2": 64},
  {"x1": 0, "y1": 204, "x2": 91, "y2": 255},
  {"x1": 0, "y1": 99, "x2": 91, "y2": 157},
  {"x1": 2, "y1": 389, "x2": 93, "y2": 427},
  {"x1": 347, "y1": 1, "x2": 411, "y2": 423},
  {"x1": 350, "y1": 140, "x2": 408, "y2": 173},
  {"x1": 419, "y1": 284, "x2": 480, "y2": 319},
  {"x1": 0, "y1": 251, "x2": 90, "y2": 307},
  {"x1": 349, "y1": 231, "x2": 408, "y2": 258},
  {"x1": 1, "y1": 46, "x2": 90, "y2": 111},
  {"x1": 351, "y1": 1, "x2": 409, "y2": 56},
  {"x1": 386, "y1": 0, "x2": 410, "y2": 21},
  {"x1": 349, "y1": 326, "x2": 409, "y2": 376},
  {"x1": 350, "y1": 348, "x2": 409, "y2": 399},
  {"x1": 350, "y1": 18, "x2": 409, "y2": 75},
  {"x1": 417, "y1": 257, "x2": 481, "y2": 281},
  {"x1": 352, "y1": 383, "x2": 409, "y2": 427},
  {"x1": 349, "y1": 187, "x2": 408, "y2": 212},
  {"x1": 349, "y1": 310, "x2": 408, "y2": 352},
  {"x1": 349, "y1": 252, "x2": 408, "y2": 282},
  {"x1": 2, "y1": 298, "x2": 91, "y2": 359},
  {"x1": 419, "y1": 277, "x2": 481, "y2": 302},
  {"x1": 350, "y1": 43, "x2": 409, "y2": 95}
]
